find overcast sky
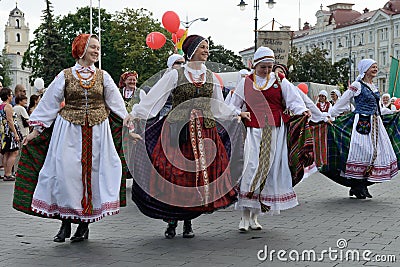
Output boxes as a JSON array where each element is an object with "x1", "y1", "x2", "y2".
[{"x1": 0, "y1": 0, "x2": 386, "y2": 55}]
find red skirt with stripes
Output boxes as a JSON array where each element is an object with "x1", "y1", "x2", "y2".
[{"x1": 149, "y1": 117, "x2": 237, "y2": 212}]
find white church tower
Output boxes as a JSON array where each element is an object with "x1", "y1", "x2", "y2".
[{"x1": 3, "y1": 3, "x2": 32, "y2": 94}]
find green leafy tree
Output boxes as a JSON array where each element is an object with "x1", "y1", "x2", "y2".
[
  {"x1": 288, "y1": 46, "x2": 349, "y2": 87},
  {"x1": 111, "y1": 8, "x2": 171, "y2": 85},
  {"x1": 22, "y1": 0, "x2": 68, "y2": 86},
  {"x1": 0, "y1": 54, "x2": 12, "y2": 87},
  {"x1": 207, "y1": 38, "x2": 246, "y2": 72}
]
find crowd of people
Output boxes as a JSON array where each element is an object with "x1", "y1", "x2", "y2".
[
  {"x1": 5, "y1": 31, "x2": 400, "y2": 245},
  {"x1": 0, "y1": 81, "x2": 43, "y2": 181}
]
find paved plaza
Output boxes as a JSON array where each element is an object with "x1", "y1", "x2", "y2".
[{"x1": 0, "y1": 171, "x2": 399, "y2": 267}]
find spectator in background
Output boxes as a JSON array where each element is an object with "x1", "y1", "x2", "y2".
[
  {"x1": 0, "y1": 87, "x2": 21, "y2": 181},
  {"x1": 28, "y1": 95, "x2": 40, "y2": 115},
  {"x1": 381, "y1": 93, "x2": 396, "y2": 111},
  {"x1": 13, "y1": 95, "x2": 29, "y2": 173},
  {"x1": 12, "y1": 84, "x2": 27, "y2": 107}
]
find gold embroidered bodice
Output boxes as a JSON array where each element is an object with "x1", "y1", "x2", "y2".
[{"x1": 59, "y1": 68, "x2": 109, "y2": 126}]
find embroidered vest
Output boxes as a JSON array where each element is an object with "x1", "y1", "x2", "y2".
[
  {"x1": 59, "y1": 68, "x2": 109, "y2": 126},
  {"x1": 353, "y1": 83, "x2": 380, "y2": 115},
  {"x1": 166, "y1": 67, "x2": 215, "y2": 128},
  {"x1": 244, "y1": 76, "x2": 288, "y2": 128}
]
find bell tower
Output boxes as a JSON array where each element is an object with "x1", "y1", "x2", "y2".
[
  {"x1": 4, "y1": 3, "x2": 30, "y2": 55},
  {"x1": 2, "y1": 3, "x2": 32, "y2": 94}
]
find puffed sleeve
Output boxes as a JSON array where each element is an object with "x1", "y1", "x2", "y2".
[
  {"x1": 228, "y1": 78, "x2": 245, "y2": 115},
  {"x1": 280, "y1": 77, "x2": 308, "y2": 115},
  {"x1": 329, "y1": 84, "x2": 358, "y2": 118},
  {"x1": 211, "y1": 73, "x2": 238, "y2": 120},
  {"x1": 29, "y1": 71, "x2": 66, "y2": 128},
  {"x1": 130, "y1": 70, "x2": 178, "y2": 119},
  {"x1": 103, "y1": 70, "x2": 128, "y2": 119}
]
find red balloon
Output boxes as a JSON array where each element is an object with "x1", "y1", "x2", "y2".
[
  {"x1": 146, "y1": 32, "x2": 166, "y2": 50},
  {"x1": 176, "y1": 28, "x2": 185, "y2": 39},
  {"x1": 162, "y1": 11, "x2": 180, "y2": 33},
  {"x1": 297, "y1": 83, "x2": 308, "y2": 94},
  {"x1": 394, "y1": 98, "x2": 400, "y2": 109},
  {"x1": 171, "y1": 33, "x2": 178, "y2": 44}
]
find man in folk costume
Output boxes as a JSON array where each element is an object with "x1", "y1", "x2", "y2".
[
  {"x1": 13, "y1": 34, "x2": 128, "y2": 242},
  {"x1": 229, "y1": 46, "x2": 310, "y2": 231},
  {"x1": 127, "y1": 34, "x2": 243, "y2": 239}
]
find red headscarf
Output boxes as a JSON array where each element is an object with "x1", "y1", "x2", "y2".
[
  {"x1": 118, "y1": 71, "x2": 138, "y2": 89},
  {"x1": 72, "y1": 34, "x2": 97, "y2": 59}
]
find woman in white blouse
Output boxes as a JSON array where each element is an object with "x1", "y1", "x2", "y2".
[{"x1": 17, "y1": 34, "x2": 128, "y2": 243}]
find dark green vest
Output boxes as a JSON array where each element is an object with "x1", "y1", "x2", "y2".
[{"x1": 166, "y1": 67, "x2": 216, "y2": 128}]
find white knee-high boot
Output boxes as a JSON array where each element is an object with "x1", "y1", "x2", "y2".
[
  {"x1": 238, "y1": 209, "x2": 250, "y2": 231},
  {"x1": 250, "y1": 211, "x2": 262, "y2": 230}
]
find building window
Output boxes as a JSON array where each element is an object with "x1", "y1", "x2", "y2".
[
  {"x1": 381, "y1": 51, "x2": 387, "y2": 66},
  {"x1": 395, "y1": 24, "x2": 400, "y2": 38},
  {"x1": 16, "y1": 19, "x2": 20, "y2": 28},
  {"x1": 16, "y1": 33, "x2": 21, "y2": 42},
  {"x1": 369, "y1": 31, "x2": 373, "y2": 43}
]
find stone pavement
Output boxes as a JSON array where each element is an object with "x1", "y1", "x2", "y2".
[{"x1": 0, "y1": 172, "x2": 399, "y2": 267}]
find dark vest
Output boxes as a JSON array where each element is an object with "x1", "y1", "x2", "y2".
[{"x1": 166, "y1": 67, "x2": 215, "y2": 128}]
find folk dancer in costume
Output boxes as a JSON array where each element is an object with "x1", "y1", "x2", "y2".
[
  {"x1": 229, "y1": 46, "x2": 311, "y2": 232},
  {"x1": 119, "y1": 71, "x2": 142, "y2": 113},
  {"x1": 127, "y1": 35, "x2": 243, "y2": 239},
  {"x1": 322, "y1": 59, "x2": 397, "y2": 199},
  {"x1": 381, "y1": 93, "x2": 397, "y2": 111},
  {"x1": 13, "y1": 34, "x2": 128, "y2": 242},
  {"x1": 316, "y1": 90, "x2": 332, "y2": 113}
]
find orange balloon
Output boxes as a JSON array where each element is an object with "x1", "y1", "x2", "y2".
[
  {"x1": 146, "y1": 32, "x2": 166, "y2": 50},
  {"x1": 176, "y1": 28, "x2": 185, "y2": 39},
  {"x1": 162, "y1": 11, "x2": 180, "y2": 33},
  {"x1": 297, "y1": 83, "x2": 308, "y2": 94},
  {"x1": 394, "y1": 98, "x2": 400, "y2": 109}
]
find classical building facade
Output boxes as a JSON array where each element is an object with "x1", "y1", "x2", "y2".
[
  {"x1": 3, "y1": 4, "x2": 32, "y2": 94},
  {"x1": 239, "y1": 1, "x2": 400, "y2": 92}
]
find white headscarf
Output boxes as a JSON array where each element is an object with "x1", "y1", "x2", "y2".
[
  {"x1": 253, "y1": 46, "x2": 275, "y2": 67},
  {"x1": 167, "y1": 54, "x2": 185, "y2": 69},
  {"x1": 331, "y1": 89, "x2": 341, "y2": 98},
  {"x1": 319, "y1": 90, "x2": 328, "y2": 98},
  {"x1": 356, "y1": 59, "x2": 377, "y2": 82}
]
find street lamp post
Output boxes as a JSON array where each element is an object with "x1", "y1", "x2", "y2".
[
  {"x1": 238, "y1": 0, "x2": 276, "y2": 52},
  {"x1": 338, "y1": 32, "x2": 362, "y2": 82},
  {"x1": 181, "y1": 16, "x2": 208, "y2": 29}
]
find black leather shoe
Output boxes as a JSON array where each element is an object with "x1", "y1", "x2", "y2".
[
  {"x1": 349, "y1": 187, "x2": 366, "y2": 199},
  {"x1": 182, "y1": 220, "x2": 195, "y2": 238},
  {"x1": 164, "y1": 221, "x2": 177, "y2": 239},
  {"x1": 53, "y1": 220, "x2": 71, "y2": 242},
  {"x1": 70, "y1": 222, "x2": 89, "y2": 242},
  {"x1": 362, "y1": 186, "x2": 372, "y2": 198}
]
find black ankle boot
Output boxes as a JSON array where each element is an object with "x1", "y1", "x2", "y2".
[
  {"x1": 349, "y1": 187, "x2": 366, "y2": 199},
  {"x1": 183, "y1": 220, "x2": 194, "y2": 238},
  {"x1": 70, "y1": 222, "x2": 89, "y2": 242},
  {"x1": 53, "y1": 220, "x2": 71, "y2": 242},
  {"x1": 362, "y1": 185, "x2": 372, "y2": 198},
  {"x1": 165, "y1": 220, "x2": 177, "y2": 239}
]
